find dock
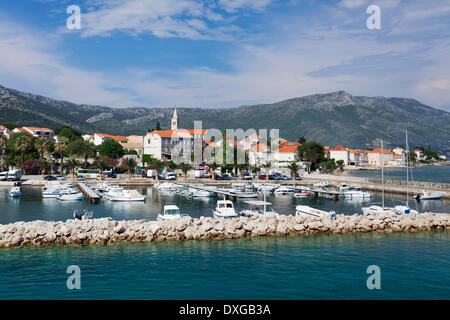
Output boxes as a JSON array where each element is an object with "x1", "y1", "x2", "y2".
[{"x1": 77, "y1": 182, "x2": 101, "y2": 204}]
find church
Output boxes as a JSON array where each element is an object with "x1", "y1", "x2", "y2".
[{"x1": 143, "y1": 109, "x2": 208, "y2": 162}]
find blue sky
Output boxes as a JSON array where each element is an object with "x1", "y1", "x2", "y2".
[{"x1": 0, "y1": 0, "x2": 449, "y2": 110}]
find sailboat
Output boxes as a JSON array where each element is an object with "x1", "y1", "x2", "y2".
[
  {"x1": 394, "y1": 131, "x2": 418, "y2": 214},
  {"x1": 362, "y1": 139, "x2": 396, "y2": 215}
]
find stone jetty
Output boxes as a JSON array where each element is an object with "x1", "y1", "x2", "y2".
[{"x1": 0, "y1": 212, "x2": 448, "y2": 248}]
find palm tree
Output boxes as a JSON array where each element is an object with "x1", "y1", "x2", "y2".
[
  {"x1": 37, "y1": 159, "x2": 49, "y2": 180},
  {"x1": 66, "y1": 158, "x2": 79, "y2": 181},
  {"x1": 55, "y1": 137, "x2": 69, "y2": 174},
  {"x1": 148, "y1": 159, "x2": 163, "y2": 181},
  {"x1": 287, "y1": 162, "x2": 300, "y2": 181},
  {"x1": 94, "y1": 157, "x2": 107, "y2": 180},
  {"x1": 0, "y1": 134, "x2": 7, "y2": 157},
  {"x1": 35, "y1": 138, "x2": 53, "y2": 159},
  {"x1": 73, "y1": 140, "x2": 96, "y2": 168},
  {"x1": 121, "y1": 157, "x2": 137, "y2": 180},
  {"x1": 209, "y1": 162, "x2": 219, "y2": 180},
  {"x1": 261, "y1": 162, "x2": 271, "y2": 180},
  {"x1": 14, "y1": 133, "x2": 32, "y2": 172},
  {"x1": 178, "y1": 162, "x2": 192, "y2": 180}
]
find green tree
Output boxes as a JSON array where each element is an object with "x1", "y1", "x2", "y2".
[
  {"x1": 147, "y1": 158, "x2": 163, "y2": 181},
  {"x1": 121, "y1": 157, "x2": 137, "y2": 180},
  {"x1": 97, "y1": 139, "x2": 124, "y2": 159},
  {"x1": 14, "y1": 133, "x2": 33, "y2": 171},
  {"x1": 0, "y1": 134, "x2": 7, "y2": 156},
  {"x1": 336, "y1": 160, "x2": 345, "y2": 172},
  {"x1": 298, "y1": 136, "x2": 306, "y2": 144},
  {"x1": 94, "y1": 157, "x2": 107, "y2": 179},
  {"x1": 423, "y1": 149, "x2": 439, "y2": 161},
  {"x1": 71, "y1": 140, "x2": 96, "y2": 168},
  {"x1": 35, "y1": 137, "x2": 54, "y2": 159},
  {"x1": 54, "y1": 126, "x2": 82, "y2": 142},
  {"x1": 156, "y1": 121, "x2": 161, "y2": 130},
  {"x1": 178, "y1": 162, "x2": 192, "y2": 180},
  {"x1": 209, "y1": 162, "x2": 219, "y2": 180},
  {"x1": 66, "y1": 158, "x2": 79, "y2": 180},
  {"x1": 297, "y1": 141, "x2": 325, "y2": 172},
  {"x1": 287, "y1": 162, "x2": 300, "y2": 181},
  {"x1": 55, "y1": 136, "x2": 70, "y2": 174},
  {"x1": 37, "y1": 159, "x2": 49, "y2": 180},
  {"x1": 408, "y1": 150, "x2": 417, "y2": 163},
  {"x1": 261, "y1": 162, "x2": 271, "y2": 180}
]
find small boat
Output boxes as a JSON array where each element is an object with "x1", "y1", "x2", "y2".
[
  {"x1": 335, "y1": 184, "x2": 352, "y2": 191},
  {"x1": 213, "y1": 199, "x2": 238, "y2": 219},
  {"x1": 295, "y1": 205, "x2": 336, "y2": 219},
  {"x1": 9, "y1": 186, "x2": 22, "y2": 197},
  {"x1": 235, "y1": 191, "x2": 258, "y2": 198},
  {"x1": 58, "y1": 193, "x2": 84, "y2": 201},
  {"x1": 73, "y1": 209, "x2": 94, "y2": 220},
  {"x1": 42, "y1": 187, "x2": 62, "y2": 198},
  {"x1": 189, "y1": 189, "x2": 213, "y2": 197},
  {"x1": 231, "y1": 182, "x2": 246, "y2": 189},
  {"x1": 414, "y1": 191, "x2": 443, "y2": 200},
  {"x1": 155, "y1": 182, "x2": 179, "y2": 192},
  {"x1": 240, "y1": 200, "x2": 279, "y2": 217},
  {"x1": 344, "y1": 189, "x2": 372, "y2": 199},
  {"x1": 157, "y1": 205, "x2": 189, "y2": 221},
  {"x1": 106, "y1": 187, "x2": 146, "y2": 202},
  {"x1": 293, "y1": 191, "x2": 311, "y2": 198},
  {"x1": 274, "y1": 186, "x2": 297, "y2": 195},
  {"x1": 314, "y1": 181, "x2": 329, "y2": 188}
]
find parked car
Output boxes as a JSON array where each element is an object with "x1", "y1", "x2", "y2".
[
  {"x1": 241, "y1": 172, "x2": 253, "y2": 180},
  {"x1": 258, "y1": 174, "x2": 267, "y2": 180},
  {"x1": 215, "y1": 174, "x2": 231, "y2": 180},
  {"x1": 45, "y1": 175, "x2": 57, "y2": 181},
  {"x1": 56, "y1": 175, "x2": 67, "y2": 181},
  {"x1": 295, "y1": 173, "x2": 302, "y2": 180},
  {"x1": 107, "y1": 173, "x2": 117, "y2": 178},
  {"x1": 0, "y1": 171, "x2": 8, "y2": 181},
  {"x1": 76, "y1": 176, "x2": 86, "y2": 181}
]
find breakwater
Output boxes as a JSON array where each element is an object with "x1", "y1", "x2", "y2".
[{"x1": 0, "y1": 212, "x2": 448, "y2": 248}]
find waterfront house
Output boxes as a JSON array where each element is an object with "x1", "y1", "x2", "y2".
[
  {"x1": 272, "y1": 145, "x2": 299, "y2": 162},
  {"x1": 93, "y1": 133, "x2": 128, "y2": 146},
  {"x1": 13, "y1": 127, "x2": 54, "y2": 139},
  {"x1": 367, "y1": 148, "x2": 394, "y2": 166},
  {"x1": 414, "y1": 149, "x2": 424, "y2": 160},
  {"x1": 329, "y1": 145, "x2": 350, "y2": 165}
]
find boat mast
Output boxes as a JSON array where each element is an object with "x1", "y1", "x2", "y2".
[
  {"x1": 263, "y1": 183, "x2": 267, "y2": 214},
  {"x1": 405, "y1": 130, "x2": 409, "y2": 206},
  {"x1": 381, "y1": 139, "x2": 384, "y2": 209}
]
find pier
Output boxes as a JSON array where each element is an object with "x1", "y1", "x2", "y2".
[{"x1": 77, "y1": 182, "x2": 101, "y2": 204}]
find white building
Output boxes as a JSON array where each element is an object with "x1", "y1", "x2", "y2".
[
  {"x1": 367, "y1": 148, "x2": 394, "y2": 166},
  {"x1": 93, "y1": 133, "x2": 127, "y2": 146},
  {"x1": 271, "y1": 145, "x2": 299, "y2": 162},
  {"x1": 329, "y1": 146, "x2": 350, "y2": 165},
  {"x1": 13, "y1": 127, "x2": 54, "y2": 139},
  {"x1": 246, "y1": 144, "x2": 270, "y2": 166}
]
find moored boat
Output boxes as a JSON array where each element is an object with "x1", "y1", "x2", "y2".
[
  {"x1": 295, "y1": 205, "x2": 336, "y2": 219},
  {"x1": 9, "y1": 186, "x2": 22, "y2": 197},
  {"x1": 213, "y1": 199, "x2": 238, "y2": 219},
  {"x1": 157, "y1": 205, "x2": 189, "y2": 221}
]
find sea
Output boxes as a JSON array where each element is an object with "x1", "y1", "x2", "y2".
[{"x1": 0, "y1": 183, "x2": 449, "y2": 300}]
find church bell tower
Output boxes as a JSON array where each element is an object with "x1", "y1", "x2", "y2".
[{"x1": 171, "y1": 108, "x2": 178, "y2": 131}]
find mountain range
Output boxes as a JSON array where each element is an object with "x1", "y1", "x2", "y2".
[{"x1": 1, "y1": 85, "x2": 449, "y2": 154}]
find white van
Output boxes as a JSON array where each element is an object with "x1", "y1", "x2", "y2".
[
  {"x1": 7, "y1": 169, "x2": 22, "y2": 181},
  {"x1": 162, "y1": 171, "x2": 176, "y2": 180}
]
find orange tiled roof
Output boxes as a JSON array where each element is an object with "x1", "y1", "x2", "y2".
[
  {"x1": 187, "y1": 129, "x2": 208, "y2": 135},
  {"x1": 23, "y1": 127, "x2": 52, "y2": 132},
  {"x1": 205, "y1": 140, "x2": 220, "y2": 148},
  {"x1": 96, "y1": 133, "x2": 128, "y2": 142},
  {"x1": 274, "y1": 145, "x2": 298, "y2": 153},
  {"x1": 246, "y1": 144, "x2": 269, "y2": 152},
  {"x1": 331, "y1": 145, "x2": 347, "y2": 151},
  {"x1": 368, "y1": 148, "x2": 393, "y2": 154}
]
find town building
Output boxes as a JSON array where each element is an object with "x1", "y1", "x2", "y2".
[
  {"x1": 120, "y1": 135, "x2": 144, "y2": 155},
  {"x1": 92, "y1": 133, "x2": 127, "y2": 146},
  {"x1": 272, "y1": 145, "x2": 299, "y2": 162},
  {"x1": 329, "y1": 145, "x2": 350, "y2": 165},
  {"x1": 367, "y1": 148, "x2": 394, "y2": 166},
  {"x1": 13, "y1": 127, "x2": 54, "y2": 139}
]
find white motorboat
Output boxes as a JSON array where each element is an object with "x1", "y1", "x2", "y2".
[
  {"x1": 58, "y1": 193, "x2": 84, "y2": 201},
  {"x1": 414, "y1": 191, "x2": 443, "y2": 200},
  {"x1": 235, "y1": 191, "x2": 258, "y2": 198},
  {"x1": 293, "y1": 191, "x2": 312, "y2": 198},
  {"x1": 9, "y1": 186, "x2": 22, "y2": 197},
  {"x1": 240, "y1": 200, "x2": 279, "y2": 217},
  {"x1": 313, "y1": 181, "x2": 329, "y2": 188},
  {"x1": 106, "y1": 187, "x2": 146, "y2": 201},
  {"x1": 231, "y1": 182, "x2": 246, "y2": 189},
  {"x1": 42, "y1": 187, "x2": 62, "y2": 198},
  {"x1": 157, "y1": 205, "x2": 189, "y2": 221},
  {"x1": 274, "y1": 186, "x2": 297, "y2": 195},
  {"x1": 155, "y1": 182, "x2": 179, "y2": 192},
  {"x1": 189, "y1": 188, "x2": 213, "y2": 197},
  {"x1": 295, "y1": 205, "x2": 336, "y2": 219},
  {"x1": 213, "y1": 199, "x2": 238, "y2": 219},
  {"x1": 344, "y1": 189, "x2": 372, "y2": 199},
  {"x1": 252, "y1": 183, "x2": 278, "y2": 192},
  {"x1": 335, "y1": 184, "x2": 353, "y2": 192}
]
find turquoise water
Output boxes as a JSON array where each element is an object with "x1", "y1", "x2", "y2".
[
  {"x1": 0, "y1": 231, "x2": 448, "y2": 299},
  {"x1": 0, "y1": 186, "x2": 449, "y2": 225},
  {"x1": 347, "y1": 166, "x2": 450, "y2": 183}
]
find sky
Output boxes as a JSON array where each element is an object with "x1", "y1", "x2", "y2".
[{"x1": 0, "y1": 0, "x2": 449, "y2": 111}]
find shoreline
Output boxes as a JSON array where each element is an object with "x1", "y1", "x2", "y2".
[{"x1": 0, "y1": 213, "x2": 448, "y2": 248}]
